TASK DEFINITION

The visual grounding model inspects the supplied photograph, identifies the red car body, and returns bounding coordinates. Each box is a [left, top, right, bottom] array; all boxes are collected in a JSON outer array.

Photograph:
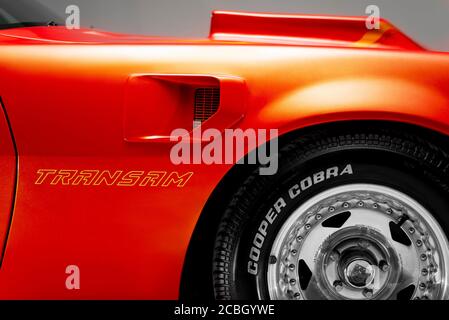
[[0, 10, 449, 299]]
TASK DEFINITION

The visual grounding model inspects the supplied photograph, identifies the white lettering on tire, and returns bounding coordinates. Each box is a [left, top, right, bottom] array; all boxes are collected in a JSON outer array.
[[247, 164, 353, 275]]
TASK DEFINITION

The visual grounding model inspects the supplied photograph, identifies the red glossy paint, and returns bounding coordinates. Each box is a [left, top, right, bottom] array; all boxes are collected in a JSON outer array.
[[210, 11, 424, 50], [0, 10, 449, 299]]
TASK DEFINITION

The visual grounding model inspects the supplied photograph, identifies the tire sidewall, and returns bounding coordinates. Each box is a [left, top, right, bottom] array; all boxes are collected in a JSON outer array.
[[234, 149, 449, 299]]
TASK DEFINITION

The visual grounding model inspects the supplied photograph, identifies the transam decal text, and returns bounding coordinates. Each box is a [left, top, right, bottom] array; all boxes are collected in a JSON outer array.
[[35, 169, 193, 188]]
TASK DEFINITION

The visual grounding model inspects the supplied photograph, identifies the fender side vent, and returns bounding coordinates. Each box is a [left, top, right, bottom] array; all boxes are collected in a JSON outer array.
[[194, 87, 220, 127]]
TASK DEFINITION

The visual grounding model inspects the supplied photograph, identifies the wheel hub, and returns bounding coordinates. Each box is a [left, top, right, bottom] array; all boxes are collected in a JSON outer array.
[[344, 259, 375, 288], [317, 227, 399, 299]]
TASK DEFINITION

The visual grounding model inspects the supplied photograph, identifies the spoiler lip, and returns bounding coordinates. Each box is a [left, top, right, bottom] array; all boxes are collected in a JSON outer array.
[[210, 10, 425, 51]]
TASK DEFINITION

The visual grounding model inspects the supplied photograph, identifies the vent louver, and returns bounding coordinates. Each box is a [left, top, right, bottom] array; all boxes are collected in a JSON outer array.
[[194, 87, 220, 127]]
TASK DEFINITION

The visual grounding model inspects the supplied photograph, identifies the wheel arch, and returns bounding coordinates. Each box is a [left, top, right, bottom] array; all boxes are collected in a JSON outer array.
[[179, 120, 449, 300]]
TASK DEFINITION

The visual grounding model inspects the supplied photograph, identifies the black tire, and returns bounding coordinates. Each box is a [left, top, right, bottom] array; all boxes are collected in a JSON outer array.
[[212, 124, 449, 300]]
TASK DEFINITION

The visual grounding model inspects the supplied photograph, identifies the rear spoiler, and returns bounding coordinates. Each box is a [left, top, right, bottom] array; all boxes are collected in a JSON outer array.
[[210, 11, 424, 50]]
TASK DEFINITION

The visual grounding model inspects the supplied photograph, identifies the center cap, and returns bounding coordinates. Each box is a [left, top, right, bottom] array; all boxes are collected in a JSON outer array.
[[344, 259, 376, 288]]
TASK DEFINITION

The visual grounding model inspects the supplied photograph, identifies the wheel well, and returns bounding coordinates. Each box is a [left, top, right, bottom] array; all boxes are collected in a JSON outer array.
[[179, 120, 449, 300]]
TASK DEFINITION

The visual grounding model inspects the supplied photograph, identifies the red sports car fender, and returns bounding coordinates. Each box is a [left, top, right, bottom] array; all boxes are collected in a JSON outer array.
[[0, 10, 449, 299]]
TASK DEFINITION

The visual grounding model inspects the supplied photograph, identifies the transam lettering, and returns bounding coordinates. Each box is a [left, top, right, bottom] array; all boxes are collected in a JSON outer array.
[[35, 169, 193, 188], [35, 169, 57, 184], [72, 170, 99, 186], [117, 171, 145, 187], [93, 170, 123, 186], [139, 171, 167, 187], [162, 172, 194, 188], [51, 170, 77, 185]]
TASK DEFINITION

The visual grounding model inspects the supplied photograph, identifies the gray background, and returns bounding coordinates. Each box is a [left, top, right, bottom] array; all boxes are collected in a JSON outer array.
[[37, 0, 449, 52]]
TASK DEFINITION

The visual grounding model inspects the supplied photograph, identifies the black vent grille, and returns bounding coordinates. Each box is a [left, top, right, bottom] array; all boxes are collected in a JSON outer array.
[[194, 87, 220, 124]]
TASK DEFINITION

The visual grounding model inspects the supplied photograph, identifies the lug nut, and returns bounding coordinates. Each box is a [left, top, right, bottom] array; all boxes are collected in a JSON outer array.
[[372, 203, 378, 209], [290, 279, 296, 285], [333, 280, 343, 292], [421, 268, 429, 276], [343, 202, 350, 208], [289, 264, 295, 271], [291, 249, 298, 256], [329, 206, 335, 212], [416, 240, 423, 247], [409, 227, 415, 234], [386, 209, 393, 214], [358, 201, 364, 207], [420, 254, 427, 261], [316, 214, 322, 220], [296, 236, 303, 242], [294, 292, 301, 298], [419, 282, 426, 291], [363, 289, 374, 298], [305, 224, 311, 230], [379, 260, 389, 272]]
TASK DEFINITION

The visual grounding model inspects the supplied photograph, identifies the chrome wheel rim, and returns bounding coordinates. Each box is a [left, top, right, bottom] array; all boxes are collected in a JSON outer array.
[[267, 184, 449, 300]]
